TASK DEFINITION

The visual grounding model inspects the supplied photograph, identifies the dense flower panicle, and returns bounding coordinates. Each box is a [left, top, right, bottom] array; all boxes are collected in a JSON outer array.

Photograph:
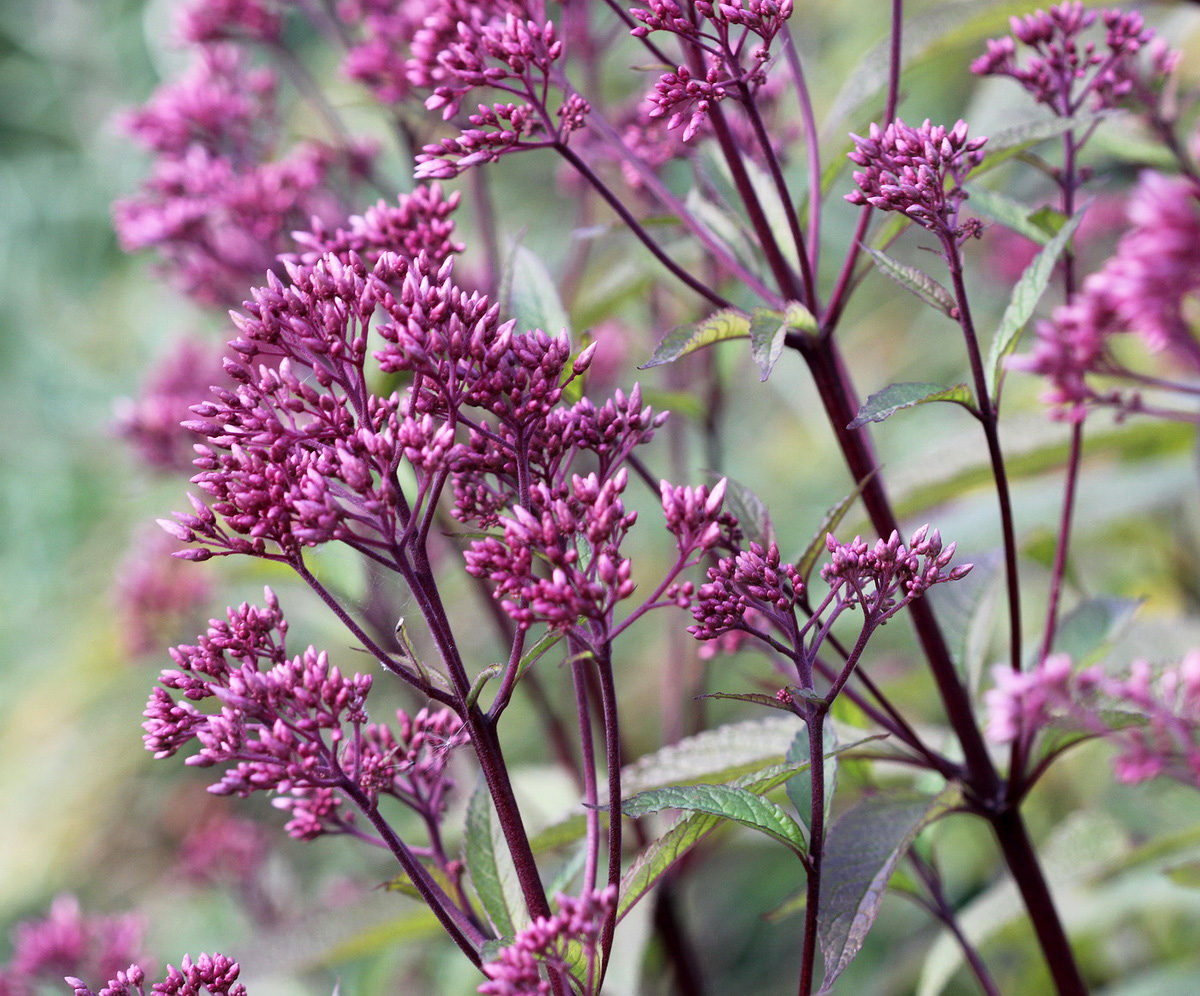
[[465, 472, 638, 632], [631, 0, 794, 43], [176, 0, 283, 44], [415, 102, 546, 179], [1012, 171, 1200, 417], [971, 3, 1171, 116], [478, 887, 616, 996], [846, 119, 986, 235], [143, 590, 466, 840], [68, 953, 246, 996], [689, 541, 802, 641], [986, 652, 1200, 787], [821, 526, 970, 615], [287, 185, 463, 269], [115, 45, 372, 305], [0, 896, 148, 996], [115, 338, 230, 474]]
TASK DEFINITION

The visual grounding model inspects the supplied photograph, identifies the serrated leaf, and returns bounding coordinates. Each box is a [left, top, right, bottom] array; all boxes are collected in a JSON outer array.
[[464, 780, 525, 938], [964, 186, 1054, 245], [640, 309, 750, 369], [862, 247, 957, 317], [1049, 596, 1143, 666], [987, 204, 1088, 396], [974, 110, 1117, 176], [617, 762, 815, 922], [501, 243, 571, 337], [795, 472, 878, 585], [749, 302, 817, 381], [705, 473, 773, 548], [848, 382, 973, 429], [818, 784, 962, 992]]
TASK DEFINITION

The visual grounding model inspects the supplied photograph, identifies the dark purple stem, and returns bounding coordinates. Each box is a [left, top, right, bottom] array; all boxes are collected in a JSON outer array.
[[797, 705, 826, 996]]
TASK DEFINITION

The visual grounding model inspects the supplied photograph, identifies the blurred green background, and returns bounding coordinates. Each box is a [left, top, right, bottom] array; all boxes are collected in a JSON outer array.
[[5, 0, 1200, 993]]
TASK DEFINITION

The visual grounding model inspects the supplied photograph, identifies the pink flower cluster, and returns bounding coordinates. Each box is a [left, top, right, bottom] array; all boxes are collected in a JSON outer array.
[[68, 953, 246, 996], [478, 886, 616, 996], [987, 651, 1200, 787], [1012, 171, 1200, 419], [846, 119, 986, 237], [114, 45, 371, 306], [0, 896, 148, 996], [971, 2, 1175, 117], [142, 589, 465, 840], [689, 540, 802, 642]]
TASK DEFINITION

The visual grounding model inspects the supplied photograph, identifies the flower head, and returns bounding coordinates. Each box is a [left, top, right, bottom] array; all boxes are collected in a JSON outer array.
[[846, 119, 986, 237]]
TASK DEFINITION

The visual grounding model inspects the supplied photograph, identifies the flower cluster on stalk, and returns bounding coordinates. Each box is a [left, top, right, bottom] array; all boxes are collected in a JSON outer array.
[[477, 887, 616, 996], [971, 2, 1176, 117], [1012, 170, 1200, 419], [68, 954, 246, 996], [142, 590, 467, 841], [987, 651, 1200, 788], [846, 118, 987, 240]]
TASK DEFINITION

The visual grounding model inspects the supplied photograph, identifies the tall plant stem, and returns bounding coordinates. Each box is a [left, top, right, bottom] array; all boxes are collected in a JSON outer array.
[[792, 337, 1086, 994], [798, 708, 827, 995], [943, 246, 1023, 673], [1037, 420, 1083, 668]]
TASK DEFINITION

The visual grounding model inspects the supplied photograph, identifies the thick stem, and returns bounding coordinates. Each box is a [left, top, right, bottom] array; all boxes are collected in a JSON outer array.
[[798, 708, 826, 995], [594, 647, 624, 984]]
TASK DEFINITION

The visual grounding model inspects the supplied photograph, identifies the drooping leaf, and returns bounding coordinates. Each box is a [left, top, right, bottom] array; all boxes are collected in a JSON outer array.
[[616, 762, 811, 921], [618, 783, 808, 855], [795, 471, 879, 585], [685, 185, 760, 277], [502, 243, 571, 337], [818, 784, 962, 992], [640, 309, 751, 368], [986, 204, 1088, 396], [1049, 596, 1143, 666], [964, 185, 1054, 245], [464, 780, 526, 938], [749, 302, 817, 381], [861, 247, 957, 318], [848, 382, 974, 429], [704, 473, 774, 548]]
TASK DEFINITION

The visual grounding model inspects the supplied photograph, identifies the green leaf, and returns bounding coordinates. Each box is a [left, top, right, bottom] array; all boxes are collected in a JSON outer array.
[[698, 691, 797, 713], [749, 302, 817, 381], [848, 382, 973, 429], [705, 474, 773, 548], [1049, 596, 1143, 666], [986, 204, 1088, 396], [640, 309, 750, 369], [1164, 861, 1200, 890], [785, 718, 838, 836], [818, 784, 962, 992], [862, 247, 956, 318], [501, 243, 571, 337], [619, 783, 808, 855], [795, 471, 878, 586], [616, 762, 816, 922], [464, 780, 525, 937], [964, 186, 1054, 245]]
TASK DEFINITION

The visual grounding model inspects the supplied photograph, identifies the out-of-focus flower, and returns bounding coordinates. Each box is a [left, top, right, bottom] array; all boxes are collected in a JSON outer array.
[[68, 953, 246, 996]]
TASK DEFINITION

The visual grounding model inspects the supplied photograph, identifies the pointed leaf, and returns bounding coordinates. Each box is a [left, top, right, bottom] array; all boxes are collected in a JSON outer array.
[[749, 302, 817, 381], [818, 784, 962, 992], [986, 204, 1088, 396], [464, 780, 525, 937], [698, 691, 797, 713], [795, 472, 879, 585], [616, 762, 811, 921], [862, 247, 956, 317], [640, 309, 750, 369], [964, 186, 1054, 245], [619, 783, 808, 855], [848, 382, 973, 429]]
